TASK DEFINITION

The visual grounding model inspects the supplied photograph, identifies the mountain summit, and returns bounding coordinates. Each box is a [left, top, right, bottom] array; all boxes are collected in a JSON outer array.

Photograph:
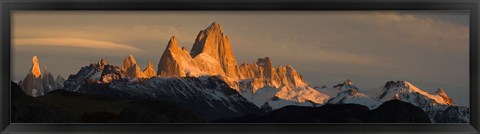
[[157, 36, 196, 77], [122, 54, 147, 78], [190, 22, 242, 79], [19, 56, 64, 97], [31, 56, 41, 78], [157, 23, 241, 78], [143, 61, 157, 77]]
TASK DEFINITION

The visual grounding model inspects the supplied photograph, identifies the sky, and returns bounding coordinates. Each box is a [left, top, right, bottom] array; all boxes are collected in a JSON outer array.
[[11, 11, 469, 106]]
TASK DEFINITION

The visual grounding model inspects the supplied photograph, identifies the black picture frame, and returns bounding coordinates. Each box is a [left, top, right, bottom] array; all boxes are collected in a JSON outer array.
[[0, 0, 479, 133]]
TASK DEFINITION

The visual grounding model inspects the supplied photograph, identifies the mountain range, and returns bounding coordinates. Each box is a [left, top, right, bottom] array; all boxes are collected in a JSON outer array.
[[16, 22, 469, 123]]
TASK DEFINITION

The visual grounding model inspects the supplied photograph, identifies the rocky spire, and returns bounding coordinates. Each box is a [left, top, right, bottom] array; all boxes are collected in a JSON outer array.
[[256, 57, 278, 81], [122, 54, 138, 71], [276, 65, 306, 88], [239, 61, 255, 79], [122, 54, 146, 78], [31, 56, 41, 78], [190, 22, 241, 79], [158, 36, 192, 77], [143, 61, 157, 78], [21, 55, 64, 97], [166, 36, 181, 50]]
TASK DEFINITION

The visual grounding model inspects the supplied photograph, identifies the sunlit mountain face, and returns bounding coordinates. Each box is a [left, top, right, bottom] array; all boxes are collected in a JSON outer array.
[[12, 22, 469, 123]]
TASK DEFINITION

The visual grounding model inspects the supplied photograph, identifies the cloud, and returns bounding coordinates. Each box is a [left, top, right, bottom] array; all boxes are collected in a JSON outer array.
[[14, 37, 146, 53]]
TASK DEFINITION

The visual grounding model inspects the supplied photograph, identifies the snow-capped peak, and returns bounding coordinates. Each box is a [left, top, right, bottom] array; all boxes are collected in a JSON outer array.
[[377, 80, 453, 106], [326, 88, 380, 109], [333, 79, 359, 91]]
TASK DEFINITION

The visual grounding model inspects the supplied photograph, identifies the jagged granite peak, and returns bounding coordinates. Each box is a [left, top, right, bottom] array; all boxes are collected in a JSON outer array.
[[64, 59, 126, 92], [158, 35, 228, 78], [98, 59, 109, 67], [143, 61, 157, 78], [21, 56, 44, 96], [255, 57, 279, 82], [190, 22, 241, 79], [31, 56, 41, 78], [167, 36, 181, 50], [121, 54, 146, 78], [122, 54, 138, 71], [436, 88, 454, 105], [126, 64, 146, 78], [276, 65, 306, 88], [256, 57, 273, 69], [239, 62, 256, 79], [236, 57, 327, 109], [158, 36, 193, 77], [20, 56, 63, 97]]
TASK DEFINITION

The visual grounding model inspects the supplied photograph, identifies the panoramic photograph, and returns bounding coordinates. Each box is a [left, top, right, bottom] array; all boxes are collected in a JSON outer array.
[[11, 11, 469, 123]]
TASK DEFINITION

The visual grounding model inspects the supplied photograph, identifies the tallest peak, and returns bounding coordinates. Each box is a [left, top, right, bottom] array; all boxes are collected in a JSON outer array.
[[167, 35, 180, 49], [189, 22, 240, 79], [205, 22, 223, 32], [210, 22, 221, 28]]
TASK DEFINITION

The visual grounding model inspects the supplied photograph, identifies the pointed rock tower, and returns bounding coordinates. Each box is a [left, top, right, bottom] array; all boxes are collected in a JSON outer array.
[[190, 22, 242, 79], [20, 56, 64, 97], [256, 57, 279, 82], [31, 56, 41, 78], [143, 61, 157, 78], [122, 54, 146, 78], [276, 65, 306, 88], [157, 36, 192, 77], [21, 56, 44, 96]]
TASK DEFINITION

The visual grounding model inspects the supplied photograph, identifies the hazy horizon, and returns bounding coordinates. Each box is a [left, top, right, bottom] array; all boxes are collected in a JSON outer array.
[[12, 11, 469, 106]]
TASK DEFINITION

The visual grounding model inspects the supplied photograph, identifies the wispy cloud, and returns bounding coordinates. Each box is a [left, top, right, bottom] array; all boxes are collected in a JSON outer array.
[[14, 37, 146, 53]]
